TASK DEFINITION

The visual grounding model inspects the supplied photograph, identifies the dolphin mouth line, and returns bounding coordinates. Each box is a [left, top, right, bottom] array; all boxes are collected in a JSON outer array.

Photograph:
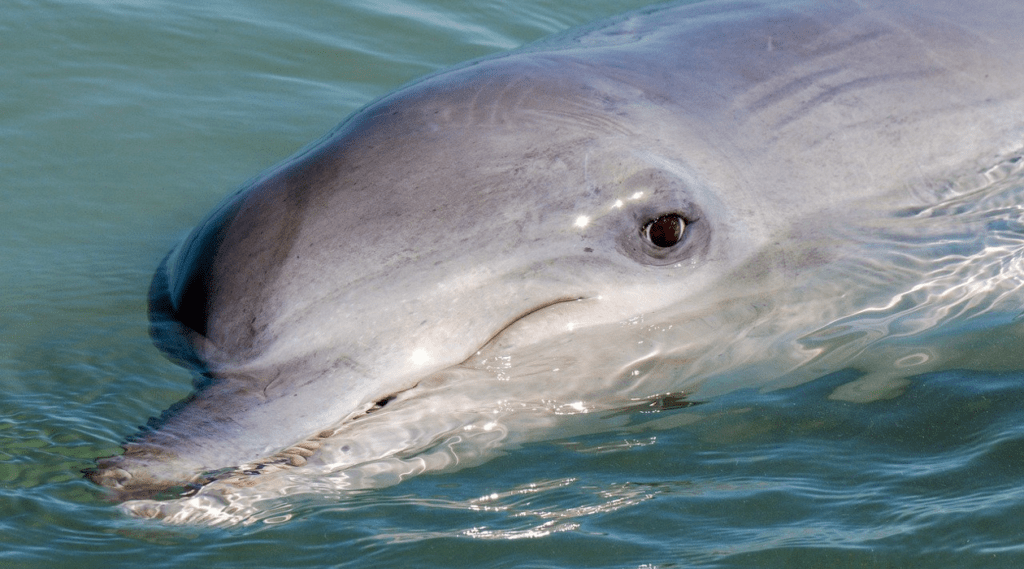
[[368, 296, 590, 414], [342, 297, 591, 423], [467, 296, 588, 360]]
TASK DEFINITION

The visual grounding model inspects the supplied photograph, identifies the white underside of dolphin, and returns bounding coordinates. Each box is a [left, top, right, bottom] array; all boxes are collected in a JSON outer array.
[[86, 0, 1024, 523]]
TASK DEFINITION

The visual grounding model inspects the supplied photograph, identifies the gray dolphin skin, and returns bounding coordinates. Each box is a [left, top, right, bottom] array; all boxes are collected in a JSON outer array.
[[88, 0, 1024, 501]]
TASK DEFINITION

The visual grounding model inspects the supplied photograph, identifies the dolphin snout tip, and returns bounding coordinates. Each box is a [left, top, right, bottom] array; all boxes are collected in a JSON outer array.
[[84, 456, 182, 501], [83, 460, 135, 498], [84, 455, 128, 482]]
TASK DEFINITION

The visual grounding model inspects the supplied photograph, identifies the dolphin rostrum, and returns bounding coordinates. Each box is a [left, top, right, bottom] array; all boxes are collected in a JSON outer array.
[[88, 0, 1024, 503]]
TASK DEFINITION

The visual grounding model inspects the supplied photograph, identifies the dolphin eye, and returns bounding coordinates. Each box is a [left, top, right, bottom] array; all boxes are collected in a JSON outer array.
[[642, 214, 686, 248]]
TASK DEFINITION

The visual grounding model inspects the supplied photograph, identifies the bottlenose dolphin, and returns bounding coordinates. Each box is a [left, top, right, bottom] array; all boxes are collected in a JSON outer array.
[[88, 0, 1024, 506]]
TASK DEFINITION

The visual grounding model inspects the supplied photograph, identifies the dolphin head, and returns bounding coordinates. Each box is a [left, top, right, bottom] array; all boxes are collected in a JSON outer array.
[[83, 53, 761, 497], [86, 50, 770, 498], [87, 0, 1024, 502]]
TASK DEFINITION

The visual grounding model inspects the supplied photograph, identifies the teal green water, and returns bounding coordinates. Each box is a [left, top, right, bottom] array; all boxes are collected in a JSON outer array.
[[3, 0, 1024, 567]]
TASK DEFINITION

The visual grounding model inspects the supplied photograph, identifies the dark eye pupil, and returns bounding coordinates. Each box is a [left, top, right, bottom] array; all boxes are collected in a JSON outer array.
[[645, 214, 685, 248]]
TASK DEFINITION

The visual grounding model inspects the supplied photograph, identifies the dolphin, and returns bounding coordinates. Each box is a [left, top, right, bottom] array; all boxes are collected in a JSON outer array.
[[88, 0, 1024, 503]]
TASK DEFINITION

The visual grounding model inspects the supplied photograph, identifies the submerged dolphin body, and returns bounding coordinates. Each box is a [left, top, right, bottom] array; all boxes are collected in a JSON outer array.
[[89, 0, 1024, 502]]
